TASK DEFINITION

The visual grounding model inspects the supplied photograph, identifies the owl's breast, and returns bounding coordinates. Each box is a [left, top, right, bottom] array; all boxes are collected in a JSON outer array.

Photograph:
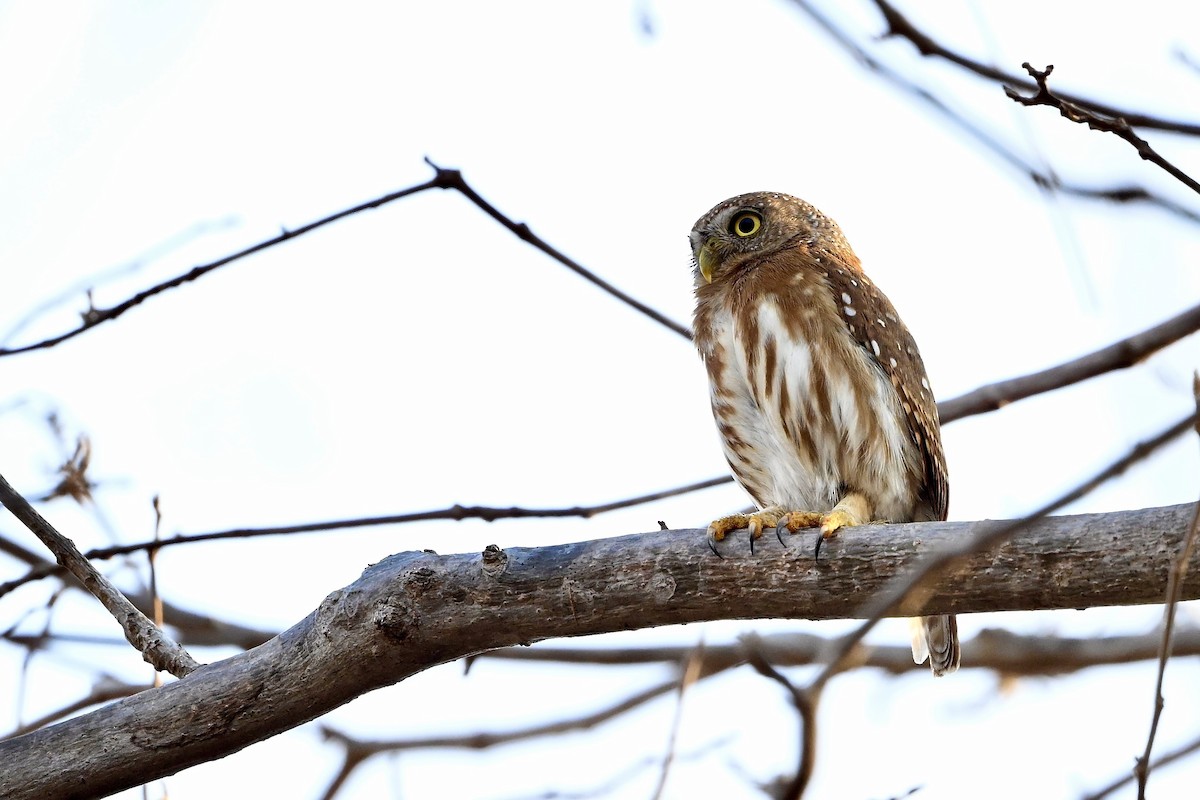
[[698, 295, 921, 519]]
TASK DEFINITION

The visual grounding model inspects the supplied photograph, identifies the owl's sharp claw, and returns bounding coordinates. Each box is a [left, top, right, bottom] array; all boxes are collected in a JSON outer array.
[[813, 533, 825, 562], [708, 536, 723, 559], [776, 519, 789, 546]]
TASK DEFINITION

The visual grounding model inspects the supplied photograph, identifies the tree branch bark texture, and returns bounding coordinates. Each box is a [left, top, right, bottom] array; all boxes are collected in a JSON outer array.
[[1, 503, 1195, 799]]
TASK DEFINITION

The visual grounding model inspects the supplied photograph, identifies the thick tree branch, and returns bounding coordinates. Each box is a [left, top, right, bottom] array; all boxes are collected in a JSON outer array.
[[0, 503, 1197, 799]]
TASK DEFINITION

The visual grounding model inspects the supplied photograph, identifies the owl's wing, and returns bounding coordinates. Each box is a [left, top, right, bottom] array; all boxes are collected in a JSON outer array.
[[820, 253, 949, 521]]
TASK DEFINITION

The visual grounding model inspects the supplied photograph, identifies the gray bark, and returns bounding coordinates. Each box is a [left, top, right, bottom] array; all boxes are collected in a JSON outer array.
[[1, 502, 1195, 799]]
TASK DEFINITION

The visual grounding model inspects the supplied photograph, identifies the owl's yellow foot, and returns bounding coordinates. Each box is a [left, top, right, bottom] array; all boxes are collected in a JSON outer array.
[[813, 493, 874, 560], [708, 507, 822, 554]]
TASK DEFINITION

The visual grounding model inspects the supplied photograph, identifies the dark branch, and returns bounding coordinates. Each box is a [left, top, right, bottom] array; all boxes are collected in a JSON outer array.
[[480, 627, 1200, 677], [0, 160, 689, 359], [872, 0, 1200, 135], [1135, 378, 1200, 797], [938, 301, 1200, 423], [1085, 729, 1200, 800], [0, 476, 730, 597], [424, 158, 692, 339], [1006, 64, 1200, 195], [0, 179, 441, 358], [788, 0, 1200, 225], [743, 638, 816, 800]]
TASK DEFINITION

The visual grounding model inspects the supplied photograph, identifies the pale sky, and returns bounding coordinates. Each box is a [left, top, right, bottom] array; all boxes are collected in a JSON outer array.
[[2, 2, 1200, 798]]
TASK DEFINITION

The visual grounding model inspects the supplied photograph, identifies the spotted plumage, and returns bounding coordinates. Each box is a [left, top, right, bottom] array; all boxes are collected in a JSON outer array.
[[690, 191, 958, 676]]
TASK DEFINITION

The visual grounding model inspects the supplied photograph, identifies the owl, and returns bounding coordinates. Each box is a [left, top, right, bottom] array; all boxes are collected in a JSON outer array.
[[690, 192, 958, 676]]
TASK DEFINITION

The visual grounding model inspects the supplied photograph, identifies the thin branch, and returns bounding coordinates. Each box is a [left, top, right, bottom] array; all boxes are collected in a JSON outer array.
[[0, 160, 689, 358], [871, 0, 1200, 135], [787, 0, 1200, 226], [938, 299, 1200, 423], [650, 643, 705, 800], [1084, 730, 1200, 800], [0, 179, 441, 358], [424, 158, 692, 339], [480, 627, 1200, 677], [495, 738, 735, 800], [743, 637, 817, 800], [0, 471, 198, 677], [0, 217, 238, 347], [1007, 63, 1200, 195], [321, 680, 680, 754], [318, 674, 719, 800], [809, 411, 1197, 692], [0, 476, 731, 598], [1134, 377, 1200, 797]]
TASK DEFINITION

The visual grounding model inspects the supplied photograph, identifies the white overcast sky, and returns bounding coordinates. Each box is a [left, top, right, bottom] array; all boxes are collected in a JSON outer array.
[[2, 2, 1200, 799]]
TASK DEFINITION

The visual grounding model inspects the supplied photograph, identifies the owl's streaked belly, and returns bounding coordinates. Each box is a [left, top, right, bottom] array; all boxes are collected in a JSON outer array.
[[703, 301, 918, 521]]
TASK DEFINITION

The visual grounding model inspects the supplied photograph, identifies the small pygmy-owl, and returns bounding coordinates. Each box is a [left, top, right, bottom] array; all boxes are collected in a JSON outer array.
[[690, 191, 958, 676]]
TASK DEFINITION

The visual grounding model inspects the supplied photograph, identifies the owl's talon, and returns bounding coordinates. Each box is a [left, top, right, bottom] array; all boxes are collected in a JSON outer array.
[[812, 507, 860, 561], [708, 536, 723, 559]]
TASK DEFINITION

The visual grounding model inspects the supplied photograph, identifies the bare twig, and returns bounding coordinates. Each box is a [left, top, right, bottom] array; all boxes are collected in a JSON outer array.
[[496, 738, 734, 800], [939, 301, 1200, 423], [787, 0, 1200, 226], [480, 627, 1200, 677], [147, 496, 166, 690], [871, 0, 1200, 135], [318, 677, 709, 800], [650, 643, 706, 800], [424, 158, 692, 339], [1006, 64, 1200, 195], [1133, 377, 1200, 798], [0, 217, 238, 347], [743, 637, 817, 800], [0, 476, 730, 597], [1085, 730, 1200, 800], [0, 160, 688, 358], [0, 179, 441, 357], [0, 471, 199, 677], [809, 411, 1197, 691]]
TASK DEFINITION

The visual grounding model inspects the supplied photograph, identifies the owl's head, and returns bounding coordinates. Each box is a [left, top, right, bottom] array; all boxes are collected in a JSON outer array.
[[689, 192, 852, 286]]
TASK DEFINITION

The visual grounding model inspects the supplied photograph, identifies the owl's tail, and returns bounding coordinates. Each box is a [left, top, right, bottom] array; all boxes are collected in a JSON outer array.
[[909, 614, 960, 676]]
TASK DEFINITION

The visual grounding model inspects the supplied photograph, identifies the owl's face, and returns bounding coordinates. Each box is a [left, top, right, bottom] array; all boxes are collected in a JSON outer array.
[[689, 192, 849, 286]]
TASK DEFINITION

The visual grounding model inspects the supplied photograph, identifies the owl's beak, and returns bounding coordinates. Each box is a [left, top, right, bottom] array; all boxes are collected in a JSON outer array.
[[698, 240, 719, 284]]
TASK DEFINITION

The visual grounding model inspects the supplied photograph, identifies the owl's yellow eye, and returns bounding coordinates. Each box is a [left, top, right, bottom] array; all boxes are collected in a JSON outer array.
[[730, 211, 762, 238]]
